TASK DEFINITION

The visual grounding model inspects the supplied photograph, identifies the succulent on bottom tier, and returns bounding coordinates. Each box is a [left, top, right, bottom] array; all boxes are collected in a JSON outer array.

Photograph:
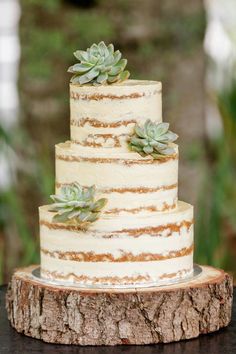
[[49, 183, 107, 227], [128, 119, 178, 159]]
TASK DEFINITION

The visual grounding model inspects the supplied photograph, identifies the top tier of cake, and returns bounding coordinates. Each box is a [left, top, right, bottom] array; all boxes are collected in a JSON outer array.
[[70, 80, 162, 153]]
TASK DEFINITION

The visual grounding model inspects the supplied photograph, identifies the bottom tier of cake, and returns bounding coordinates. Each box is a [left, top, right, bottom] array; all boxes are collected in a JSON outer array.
[[39, 201, 194, 286]]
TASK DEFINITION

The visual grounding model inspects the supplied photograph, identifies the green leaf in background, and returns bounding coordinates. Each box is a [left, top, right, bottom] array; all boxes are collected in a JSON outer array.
[[0, 125, 11, 146], [218, 80, 236, 163]]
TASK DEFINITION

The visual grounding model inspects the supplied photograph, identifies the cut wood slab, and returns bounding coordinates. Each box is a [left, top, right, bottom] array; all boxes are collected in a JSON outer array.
[[6, 265, 233, 346]]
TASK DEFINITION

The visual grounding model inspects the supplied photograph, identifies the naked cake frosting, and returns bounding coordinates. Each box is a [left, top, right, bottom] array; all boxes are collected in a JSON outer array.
[[39, 42, 194, 286]]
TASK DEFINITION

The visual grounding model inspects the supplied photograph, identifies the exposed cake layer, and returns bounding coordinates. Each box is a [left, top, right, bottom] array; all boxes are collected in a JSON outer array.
[[55, 142, 179, 214], [39, 201, 193, 285], [70, 80, 162, 151], [40, 257, 193, 285]]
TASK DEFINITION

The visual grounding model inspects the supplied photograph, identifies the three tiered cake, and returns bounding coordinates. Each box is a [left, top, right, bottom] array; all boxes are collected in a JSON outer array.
[[39, 42, 194, 286], [7, 42, 232, 346]]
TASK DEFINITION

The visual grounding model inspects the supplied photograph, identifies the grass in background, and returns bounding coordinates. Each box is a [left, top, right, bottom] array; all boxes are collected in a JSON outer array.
[[0, 123, 54, 284], [217, 80, 236, 272], [195, 80, 236, 273], [2, 189, 38, 265], [195, 142, 231, 268]]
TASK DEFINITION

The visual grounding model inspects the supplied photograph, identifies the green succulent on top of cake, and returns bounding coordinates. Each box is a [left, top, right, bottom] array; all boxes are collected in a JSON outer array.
[[128, 119, 178, 159], [49, 183, 107, 227], [68, 41, 130, 85]]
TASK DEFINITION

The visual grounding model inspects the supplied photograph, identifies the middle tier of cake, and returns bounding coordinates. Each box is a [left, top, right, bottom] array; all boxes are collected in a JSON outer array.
[[55, 142, 179, 215]]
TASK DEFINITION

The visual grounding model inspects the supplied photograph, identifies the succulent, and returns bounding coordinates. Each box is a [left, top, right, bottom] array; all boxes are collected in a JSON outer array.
[[49, 183, 107, 227], [128, 120, 178, 159], [68, 41, 130, 85]]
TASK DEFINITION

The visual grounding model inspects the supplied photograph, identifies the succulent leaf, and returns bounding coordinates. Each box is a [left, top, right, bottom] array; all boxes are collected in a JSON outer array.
[[128, 120, 178, 159], [68, 42, 130, 85], [68, 62, 94, 73], [75, 50, 89, 62], [143, 145, 154, 154], [49, 183, 107, 227], [97, 72, 108, 84], [154, 122, 169, 136], [92, 198, 108, 212], [118, 70, 130, 82], [107, 43, 114, 55]]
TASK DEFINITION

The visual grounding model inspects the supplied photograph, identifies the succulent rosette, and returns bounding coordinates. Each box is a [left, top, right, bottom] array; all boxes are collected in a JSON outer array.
[[49, 183, 107, 227], [128, 119, 178, 159], [68, 41, 130, 85]]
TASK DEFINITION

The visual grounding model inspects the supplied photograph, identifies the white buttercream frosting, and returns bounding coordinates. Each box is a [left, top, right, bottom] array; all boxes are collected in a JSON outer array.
[[41, 255, 193, 285], [38, 79, 194, 286], [55, 141, 179, 214], [39, 201, 193, 285], [70, 80, 162, 151], [39, 201, 193, 236]]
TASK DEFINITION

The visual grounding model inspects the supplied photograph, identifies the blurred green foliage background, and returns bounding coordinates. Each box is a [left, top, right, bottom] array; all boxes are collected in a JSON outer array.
[[0, 0, 235, 283]]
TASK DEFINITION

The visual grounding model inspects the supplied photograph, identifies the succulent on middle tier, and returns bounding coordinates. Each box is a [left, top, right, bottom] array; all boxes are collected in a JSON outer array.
[[49, 183, 107, 227], [128, 119, 178, 159]]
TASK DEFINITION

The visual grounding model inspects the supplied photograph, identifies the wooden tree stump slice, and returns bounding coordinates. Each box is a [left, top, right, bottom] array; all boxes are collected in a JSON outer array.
[[6, 265, 233, 346]]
